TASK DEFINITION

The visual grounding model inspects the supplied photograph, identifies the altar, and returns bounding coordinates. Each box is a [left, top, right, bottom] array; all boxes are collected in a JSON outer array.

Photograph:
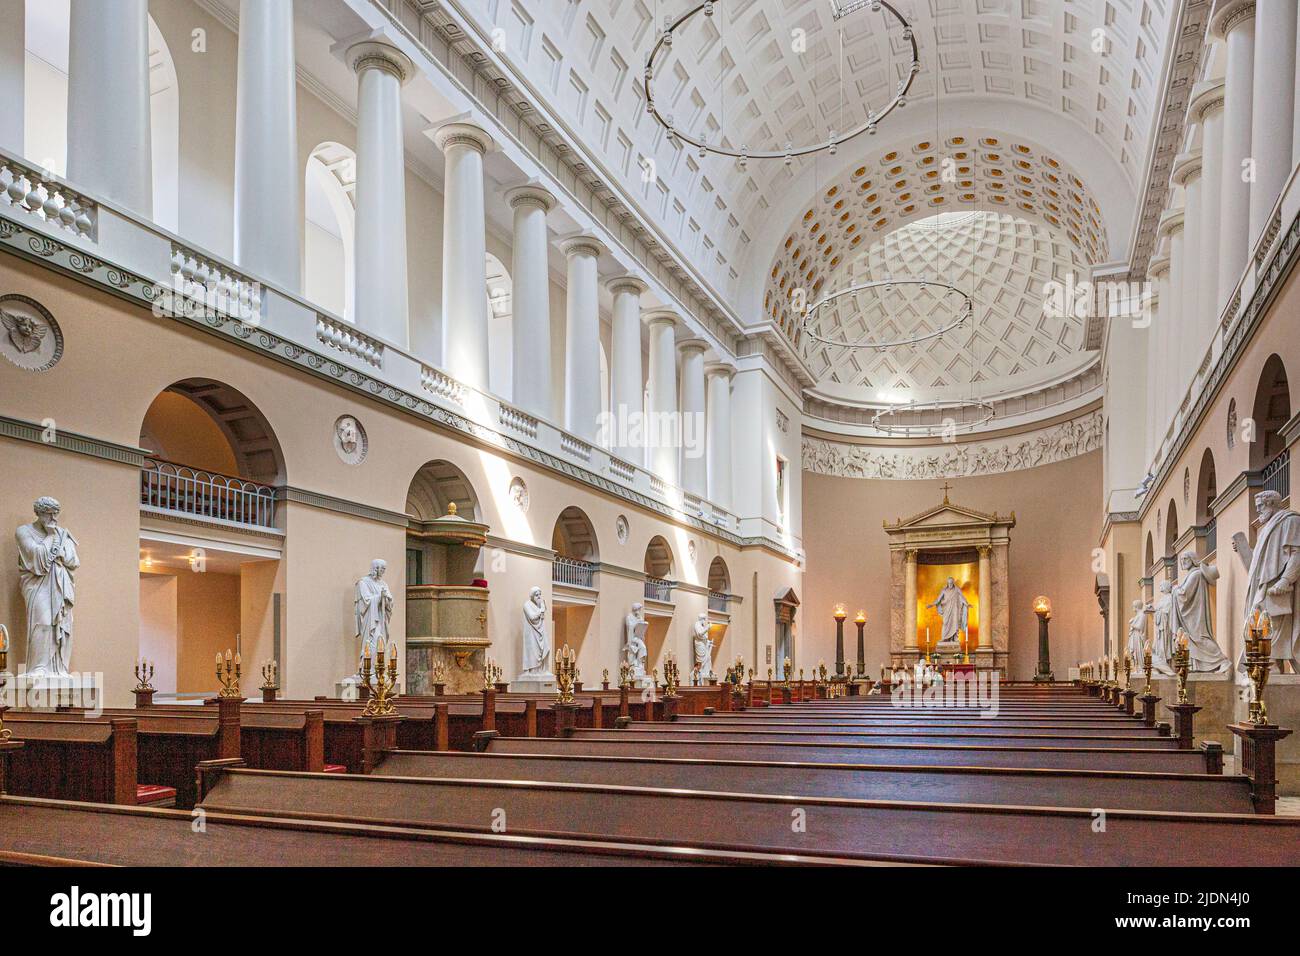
[[884, 486, 1015, 675]]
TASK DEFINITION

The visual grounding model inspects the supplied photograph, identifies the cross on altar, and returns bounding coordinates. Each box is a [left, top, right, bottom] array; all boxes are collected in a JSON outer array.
[[940, 482, 953, 503]]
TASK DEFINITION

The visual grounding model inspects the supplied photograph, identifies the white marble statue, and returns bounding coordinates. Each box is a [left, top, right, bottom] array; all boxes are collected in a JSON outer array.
[[1126, 599, 1147, 663], [692, 612, 713, 679], [1233, 490, 1300, 671], [623, 602, 648, 679], [1151, 580, 1175, 676], [16, 497, 79, 678], [926, 576, 969, 646], [354, 559, 393, 662], [521, 587, 551, 676], [1169, 552, 1230, 674]]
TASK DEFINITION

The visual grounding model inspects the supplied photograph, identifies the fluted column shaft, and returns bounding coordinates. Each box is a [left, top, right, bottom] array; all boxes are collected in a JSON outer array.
[[646, 314, 679, 485], [904, 551, 918, 650], [977, 546, 992, 648], [1172, 154, 1202, 391], [1214, 1, 1256, 300], [67, 0, 152, 215], [436, 123, 494, 389], [561, 237, 605, 442], [0, 0, 23, 156], [1143, 267, 1164, 463], [677, 341, 708, 497], [1251, 0, 1296, 238], [348, 41, 412, 348], [706, 366, 734, 509], [607, 277, 648, 462], [1158, 213, 1184, 430], [506, 186, 555, 416], [1191, 83, 1226, 340], [234, 0, 300, 291]]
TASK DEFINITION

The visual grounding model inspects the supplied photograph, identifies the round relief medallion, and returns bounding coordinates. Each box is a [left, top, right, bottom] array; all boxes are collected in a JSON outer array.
[[616, 515, 629, 544], [508, 476, 529, 512], [0, 295, 63, 372], [333, 415, 368, 465]]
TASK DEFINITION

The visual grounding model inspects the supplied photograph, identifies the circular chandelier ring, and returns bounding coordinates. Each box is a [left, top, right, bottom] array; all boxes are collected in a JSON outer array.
[[871, 399, 997, 437], [643, 0, 921, 162], [799, 278, 974, 351]]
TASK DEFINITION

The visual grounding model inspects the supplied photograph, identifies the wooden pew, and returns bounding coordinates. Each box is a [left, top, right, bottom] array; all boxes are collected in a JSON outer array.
[[571, 728, 1179, 748], [371, 748, 1254, 813], [2, 716, 138, 805], [482, 734, 1221, 774], [0, 794, 878, 867], [194, 764, 1300, 866]]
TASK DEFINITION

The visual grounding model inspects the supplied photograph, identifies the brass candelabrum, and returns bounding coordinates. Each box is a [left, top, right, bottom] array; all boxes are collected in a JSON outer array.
[[1245, 609, 1273, 725], [618, 661, 633, 690], [260, 659, 279, 691], [555, 644, 577, 704], [1142, 647, 1153, 696], [429, 661, 447, 685], [602, 668, 610, 688], [781, 657, 792, 688], [134, 658, 156, 692], [215, 649, 242, 699], [0, 625, 10, 741], [1173, 634, 1190, 705], [360, 640, 399, 717], [482, 658, 503, 691], [1123, 653, 1132, 690], [663, 653, 680, 696]]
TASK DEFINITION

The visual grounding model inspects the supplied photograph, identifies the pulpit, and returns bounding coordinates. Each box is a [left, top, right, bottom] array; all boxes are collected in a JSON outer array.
[[884, 489, 1015, 675]]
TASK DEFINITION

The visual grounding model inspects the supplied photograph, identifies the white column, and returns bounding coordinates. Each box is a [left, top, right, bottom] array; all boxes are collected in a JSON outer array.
[[435, 123, 495, 390], [1171, 152, 1202, 389], [347, 41, 413, 348], [904, 550, 918, 650], [677, 340, 708, 497], [1147, 257, 1169, 457], [234, 0, 300, 291], [1190, 82, 1226, 338], [0, 0, 24, 156], [505, 185, 556, 417], [1157, 212, 1184, 428], [977, 546, 992, 648], [607, 276, 648, 462], [1212, 0, 1256, 300], [67, 0, 152, 215], [705, 364, 734, 509], [1251, 0, 1296, 237], [561, 237, 605, 442], [646, 312, 679, 485]]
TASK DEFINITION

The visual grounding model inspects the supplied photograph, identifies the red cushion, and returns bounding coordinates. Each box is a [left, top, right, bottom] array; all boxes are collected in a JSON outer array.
[[323, 764, 346, 774], [136, 784, 177, 805], [472, 578, 488, 588]]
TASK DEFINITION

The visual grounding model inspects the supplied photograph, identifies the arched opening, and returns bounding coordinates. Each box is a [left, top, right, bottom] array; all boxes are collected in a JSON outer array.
[[1164, 500, 1179, 559], [1250, 355, 1291, 496], [486, 252, 513, 400], [550, 505, 599, 667], [707, 556, 731, 612], [552, 506, 599, 563], [639, 535, 676, 675], [1144, 532, 1155, 576], [1196, 448, 1218, 527], [22, 3, 179, 229], [304, 142, 356, 320], [137, 379, 285, 699], [644, 535, 674, 590]]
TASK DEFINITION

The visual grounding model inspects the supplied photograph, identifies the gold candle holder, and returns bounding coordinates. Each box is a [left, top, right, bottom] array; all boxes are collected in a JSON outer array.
[[664, 652, 680, 696], [482, 657, 503, 691], [1245, 609, 1273, 725], [360, 639, 399, 717], [0, 625, 10, 741], [781, 657, 791, 687], [618, 661, 633, 690], [260, 659, 279, 691], [215, 649, 242, 699], [1142, 647, 1153, 697], [430, 661, 447, 685], [1173, 633, 1190, 705], [134, 658, 156, 692], [1123, 652, 1132, 690], [555, 645, 577, 704]]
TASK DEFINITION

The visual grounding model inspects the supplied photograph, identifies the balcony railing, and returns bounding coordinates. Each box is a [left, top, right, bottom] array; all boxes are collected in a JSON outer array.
[[708, 590, 730, 612], [140, 458, 276, 529], [552, 556, 596, 589], [1205, 520, 1217, 556], [644, 576, 675, 602], [1263, 449, 1291, 502]]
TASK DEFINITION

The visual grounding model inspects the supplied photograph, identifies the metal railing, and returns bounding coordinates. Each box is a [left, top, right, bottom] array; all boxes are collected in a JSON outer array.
[[552, 556, 596, 588], [1263, 448, 1291, 502], [1205, 520, 1217, 556], [140, 458, 276, 529], [708, 590, 729, 612], [644, 576, 675, 602]]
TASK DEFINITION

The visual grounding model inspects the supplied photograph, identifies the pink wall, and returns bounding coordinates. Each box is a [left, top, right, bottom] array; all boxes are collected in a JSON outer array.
[[802, 450, 1103, 679]]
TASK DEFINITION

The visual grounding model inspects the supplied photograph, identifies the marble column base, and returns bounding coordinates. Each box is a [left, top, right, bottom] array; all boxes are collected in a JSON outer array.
[[510, 672, 557, 693]]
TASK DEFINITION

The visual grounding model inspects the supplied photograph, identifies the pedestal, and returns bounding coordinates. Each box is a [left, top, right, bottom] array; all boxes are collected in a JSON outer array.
[[133, 687, 155, 708], [510, 672, 556, 694], [1153, 674, 1235, 750], [554, 701, 579, 737], [1248, 675, 1300, 794], [13, 673, 102, 711], [1139, 693, 1160, 727], [261, 687, 279, 703], [1168, 703, 1201, 751], [662, 694, 680, 722], [1121, 689, 1137, 716], [1230, 722, 1294, 814]]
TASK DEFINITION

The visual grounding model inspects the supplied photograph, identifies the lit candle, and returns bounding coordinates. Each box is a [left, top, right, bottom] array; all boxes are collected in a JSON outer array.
[[215, 652, 222, 665]]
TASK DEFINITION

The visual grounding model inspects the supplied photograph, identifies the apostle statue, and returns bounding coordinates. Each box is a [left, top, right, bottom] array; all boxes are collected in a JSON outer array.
[[16, 497, 79, 678], [1168, 552, 1230, 673], [623, 602, 648, 679], [1125, 599, 1147, 662], [1233, 490, 1300, 672], [692, 612, 713, 679], [926, 576, 969, 646], [521, 587, 551, 676], [354, 559, 393, 663], [1151, 580, 1175, 676]]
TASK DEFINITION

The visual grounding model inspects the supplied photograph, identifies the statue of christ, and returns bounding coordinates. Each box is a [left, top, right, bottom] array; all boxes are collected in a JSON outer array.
[[926, 576, 970, 645]]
